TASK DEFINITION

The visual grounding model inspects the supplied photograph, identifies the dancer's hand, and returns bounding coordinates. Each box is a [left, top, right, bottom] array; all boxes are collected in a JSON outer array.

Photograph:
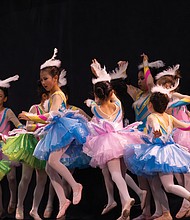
[[18, 111, 30, 121], [153, 130, 162, 138]]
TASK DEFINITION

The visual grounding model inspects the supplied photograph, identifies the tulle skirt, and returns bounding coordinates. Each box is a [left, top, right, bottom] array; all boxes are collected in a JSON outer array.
[[60, 141, 91, 169], [2, 133, 46, 170], [0, 160, 11, 181], [83, 120, 144, 168], [124, 136, 190, 176], [33, 110, 89, 161], [173, 128, 190, 151]]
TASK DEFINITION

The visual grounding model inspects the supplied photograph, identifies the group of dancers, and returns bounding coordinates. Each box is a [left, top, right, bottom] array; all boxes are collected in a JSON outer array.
[[1, 48, 190, 220]]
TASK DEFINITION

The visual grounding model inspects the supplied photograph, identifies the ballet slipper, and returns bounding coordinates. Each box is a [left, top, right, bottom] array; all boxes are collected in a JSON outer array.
[[175, 209, 189, 218], [101, 201, 117, 215], [185, 209, 190, 217], [8, 201, 16, 214], [29, 210, 42, 220], [72, 183, 83, 205], [140, 190, 147, 210], [15, 208, 24, 220], [43, 206, 53, 218], [133, 214, 151, 220], [56, 199, 71, 219], [119, 198, 135, 220], [154, 211, 173, 220]]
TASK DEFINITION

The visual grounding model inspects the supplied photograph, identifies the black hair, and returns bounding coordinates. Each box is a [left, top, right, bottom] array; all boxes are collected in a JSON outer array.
[[0, 87, 8, 98], [61, 85, 70, 103], [94, 81, 113, 100], [40, 66, 60, 77], [150, 92, 169, 113]]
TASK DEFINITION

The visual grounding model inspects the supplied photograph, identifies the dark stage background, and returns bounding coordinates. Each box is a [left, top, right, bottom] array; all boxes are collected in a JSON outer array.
[[0, 0, 190, 219]]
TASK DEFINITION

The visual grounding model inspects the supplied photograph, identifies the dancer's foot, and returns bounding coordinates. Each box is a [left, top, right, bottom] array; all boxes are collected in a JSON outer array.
[[154, 212, 173, 220], [56, 199, 71, 219], [185, 209, 190, 217], [175, 209, 189, 219], [15, 208, 24, 220], [139, 190, 147, 210], [119, 198, 135, 220], [43, 206, 53, 218], [101, 201, 117, 215], [29, 210, 42, 220], [73, 183, 83, 205], [8, 201, 16, 214], [133, 214, 151, 220]]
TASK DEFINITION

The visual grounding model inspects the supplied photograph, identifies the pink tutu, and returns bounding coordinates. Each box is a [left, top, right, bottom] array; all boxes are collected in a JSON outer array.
[[83, 120, 144, 168], [172, 107, 190, 150]]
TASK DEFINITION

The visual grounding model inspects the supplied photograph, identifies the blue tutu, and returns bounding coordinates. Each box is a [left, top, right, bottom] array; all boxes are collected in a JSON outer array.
[[33, 110, 90, 161], [60, 141, 91, 169], [124, 135, 190, 176]]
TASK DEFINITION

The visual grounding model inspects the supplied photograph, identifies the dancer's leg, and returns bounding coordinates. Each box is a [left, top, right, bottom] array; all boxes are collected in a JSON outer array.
[[101, 166, 117, 215], [43, 182, 55, 218], [46, 163, 71, 219], [159, 173, 190, 200], [16, 163, 33, 219], [7, 166, 17, 214], [30, 169, 47, 219], [48, 147, 82, 205], [107, 158, 135, 219]]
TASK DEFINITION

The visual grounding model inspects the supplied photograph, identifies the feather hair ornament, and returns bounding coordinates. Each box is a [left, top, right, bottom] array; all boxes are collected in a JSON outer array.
[[40, 48, 61, 70], [0, 75, 19, 88], [138, 60, 165, 70], [109, 61, 128, 80], [91, 59, 111, 84], [155, 64, 180, 80], [151, 78, 180, 98], [58, 69, 67, 87]]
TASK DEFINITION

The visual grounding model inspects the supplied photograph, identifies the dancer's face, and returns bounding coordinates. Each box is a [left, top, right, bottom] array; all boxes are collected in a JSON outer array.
[[138, 71, 147, 91]]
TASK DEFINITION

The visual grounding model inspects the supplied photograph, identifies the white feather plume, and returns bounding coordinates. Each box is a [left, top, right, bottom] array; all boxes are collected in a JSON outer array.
[[151, 79, 180, 98], [109, 61, 128, 80], [58, 69, 67, 87], [0, 75, 19, 88], [138, 60, 165, 70], [40, 48, 61, 70], [91, 60, 111, 84], [155, 64, 180, 80]]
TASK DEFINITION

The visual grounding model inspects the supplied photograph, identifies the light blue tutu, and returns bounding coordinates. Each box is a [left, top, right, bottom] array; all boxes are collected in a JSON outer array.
[[33, 110, 89, 161], [124, 135, 190, 176]]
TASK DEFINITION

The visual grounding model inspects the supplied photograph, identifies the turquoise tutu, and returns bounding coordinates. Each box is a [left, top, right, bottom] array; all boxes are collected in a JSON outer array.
[[33, 110, 89, 161], [124, 135, 190, 176]]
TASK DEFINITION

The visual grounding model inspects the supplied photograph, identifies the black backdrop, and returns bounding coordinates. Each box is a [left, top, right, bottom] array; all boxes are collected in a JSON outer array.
[[0, 1, 190, 219]]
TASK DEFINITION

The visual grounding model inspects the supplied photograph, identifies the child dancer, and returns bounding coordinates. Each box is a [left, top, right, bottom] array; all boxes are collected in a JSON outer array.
[[90, 59, 147, 216], [0, 133, 11, 217], [0, 75, 23, 216], [118, 55, 171, 220], [18, 48, 89, 219], [156, 65, 190, 219], [43, 83, 91, 219], [3, 81, 50, 220], [124, 84, 190, 220], [83, 60, 146, 220]]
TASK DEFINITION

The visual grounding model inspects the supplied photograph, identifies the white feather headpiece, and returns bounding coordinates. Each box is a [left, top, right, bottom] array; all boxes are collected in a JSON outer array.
[[138, 60, 165, 70], [109, 61, 128, 80], [155, 64, 180, 80], [151, 79, 180, 98], [40, 48, 61, 70], [91, 59, 111, 84], [58, 69, 67, 87], [0, 75, 19, 88]]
